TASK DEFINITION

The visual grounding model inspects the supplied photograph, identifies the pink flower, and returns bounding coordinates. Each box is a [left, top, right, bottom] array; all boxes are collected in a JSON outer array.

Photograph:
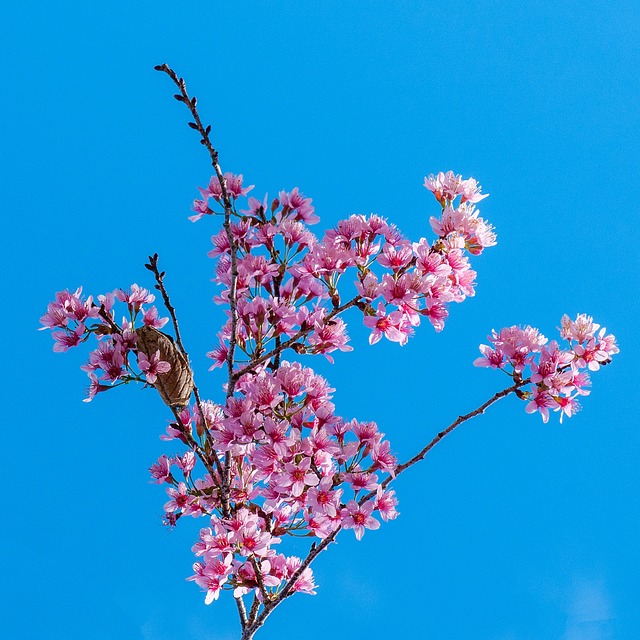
[[363, 303, 409, 346], [525, 388, 559, 423], [340, 500, 380, 540], [377, 242, 413, 271], [276, 457, 320, 498], [149, 455, 173, 484], [52, 323, 85, 352], [279, 187, 318, 224], [142, 306, 169, 329], [202, 172, 254, 201], [559, 313, 599, 343], [83, 372, 110, 402], [374, 487, 400, 522], [189, 198, 212, 222], [114, 284, 155, 313], [473, 344, 505, 369], [306, 477, 342, 517], [138, 349, 171, 384]]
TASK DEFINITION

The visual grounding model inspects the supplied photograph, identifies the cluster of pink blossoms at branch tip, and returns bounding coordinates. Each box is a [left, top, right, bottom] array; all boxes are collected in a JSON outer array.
[[39, 284, 171, 401], [474, 314, 619, 422]]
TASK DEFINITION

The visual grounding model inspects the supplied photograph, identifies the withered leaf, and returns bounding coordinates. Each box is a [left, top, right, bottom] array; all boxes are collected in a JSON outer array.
[[136, 325, 194, 409]]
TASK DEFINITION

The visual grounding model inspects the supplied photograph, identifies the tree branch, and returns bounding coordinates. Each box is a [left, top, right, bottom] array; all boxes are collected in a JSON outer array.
[[156, 62, 238, 517]]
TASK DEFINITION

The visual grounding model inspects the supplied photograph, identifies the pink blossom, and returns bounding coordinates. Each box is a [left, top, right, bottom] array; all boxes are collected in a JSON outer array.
[[52, 323, 85, 352], [525, 388, 559, 423], [363, 303, 410, 346], [559, 313, 599, 343], [275, 457, 320, 498], [340, 500, 380, 540], [176, 451, 196, 476], [189, 197, 211, 222], [138, 349, 171, 384], [202, 172, 254, 201], [306, 477, 342, 517], [377, 242, 413, 271], [279, 187, 318, 224], [142, 306, 169, 329], [149, 455, 173, 484], [473, 344, 505, 369], [114, 283, 155, 313], [83, 373, 110, 402], [374, 487, 400, 522]]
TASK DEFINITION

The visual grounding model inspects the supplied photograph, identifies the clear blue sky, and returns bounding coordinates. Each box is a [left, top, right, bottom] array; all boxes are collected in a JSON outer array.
[[3, 1, 639, 638]]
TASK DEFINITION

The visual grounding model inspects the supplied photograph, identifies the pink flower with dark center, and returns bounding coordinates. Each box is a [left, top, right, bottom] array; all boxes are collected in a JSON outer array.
[[52, 323, 85, 352], [340, 500, 380, 540], [374, 487, 400, 522], [164, 482, 191, 513], [525, 388, 559, 423], [138, 349, 171, 384], [341, 471, 379, 493], [377, 242, 413, 271], [149, 455, 173, 484], [474, 344, 505, 369], [555, 395, 581, 423], [306, 477, 342, 517], [276, 457, 320, 498], [363, 303, 409, 346]]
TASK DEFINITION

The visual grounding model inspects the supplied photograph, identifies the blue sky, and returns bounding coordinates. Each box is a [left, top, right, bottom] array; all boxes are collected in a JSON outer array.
[[3, 1, 639, 638]]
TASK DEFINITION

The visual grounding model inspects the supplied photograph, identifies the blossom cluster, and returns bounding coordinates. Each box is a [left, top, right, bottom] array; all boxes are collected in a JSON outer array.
[[474, 314, 619, 422], [201, 171, 495, 372], [39, 284, 171, 400], [150, 359, 399, 603]]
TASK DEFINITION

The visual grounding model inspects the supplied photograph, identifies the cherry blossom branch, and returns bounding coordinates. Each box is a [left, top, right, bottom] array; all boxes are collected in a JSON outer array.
[[376, 377, 530, 496], [242, 530, 341, 639], [411, 379, 525, 462], [242, 378, 529, 639]]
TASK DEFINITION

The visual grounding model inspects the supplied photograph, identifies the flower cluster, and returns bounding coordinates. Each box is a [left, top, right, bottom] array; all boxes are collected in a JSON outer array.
[[203, 171, 495, 371], [152, 360, 399, 603], [39, 284, 171, 401], [474, 314, 619, 422]]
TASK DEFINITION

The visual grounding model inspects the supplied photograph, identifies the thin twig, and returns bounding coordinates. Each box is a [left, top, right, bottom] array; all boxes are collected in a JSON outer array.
[[145, 253, 225, 480], [235, 595, 248, 631], [241, 529, 340, 640], [156, 62, 238, 519], [360, 377, 531, 505]]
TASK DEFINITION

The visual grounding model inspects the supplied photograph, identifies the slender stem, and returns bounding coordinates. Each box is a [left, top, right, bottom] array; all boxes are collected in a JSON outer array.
[[235, 595, 248, 631], [240, 530, 340, 640], [360, 377, 531, 504], [145, 253, 225, 480], [156, 62, 238, 519]]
